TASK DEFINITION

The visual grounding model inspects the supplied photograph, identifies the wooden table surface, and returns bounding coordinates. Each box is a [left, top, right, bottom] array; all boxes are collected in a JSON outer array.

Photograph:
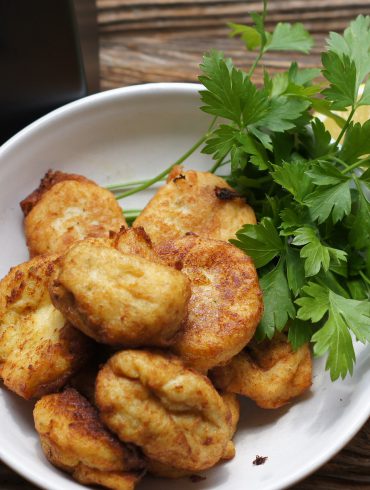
[[1, 0, 369, 489]]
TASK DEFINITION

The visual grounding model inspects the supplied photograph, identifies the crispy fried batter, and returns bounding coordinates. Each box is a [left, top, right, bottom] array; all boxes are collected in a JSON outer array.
[[220, 392, 240, 461], [148, 391, 240, 478], [22, 171, 125, 257], [20, 170, 94, 216], [113, 226, 162, 263], [34, 388, 144, 490], [134, 166, 256, 245], [0, 255, 91, 399], [95, 350, 231, 472], [49, 240, 191, 347], [156, 235, 263, 372], [74, 466, 140, 490], [222, 393, 240, 438], [211, 333, 312, 409]]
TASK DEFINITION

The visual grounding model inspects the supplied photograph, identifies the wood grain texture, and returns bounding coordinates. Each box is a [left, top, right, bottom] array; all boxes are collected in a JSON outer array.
[[1, 1, 370, 489], [97, 0, 370, 90]]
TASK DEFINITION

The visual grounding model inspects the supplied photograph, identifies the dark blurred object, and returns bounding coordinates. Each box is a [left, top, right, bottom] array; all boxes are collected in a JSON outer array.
[[0, 0, 99, 144]]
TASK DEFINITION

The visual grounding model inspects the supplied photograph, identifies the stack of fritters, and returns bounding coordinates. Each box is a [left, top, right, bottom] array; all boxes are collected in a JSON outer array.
[[0, 168, 312, 490]]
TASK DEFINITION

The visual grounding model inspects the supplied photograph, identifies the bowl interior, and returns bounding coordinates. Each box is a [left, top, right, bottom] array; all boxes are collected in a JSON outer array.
[[0, 83, 369, 490]]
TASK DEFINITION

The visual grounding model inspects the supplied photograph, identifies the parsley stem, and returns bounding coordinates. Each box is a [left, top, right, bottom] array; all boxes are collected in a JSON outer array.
[[247, 51, 264, 79], [334, 106, 356, 148], [115, 118, 217, 200], [108, 178, 165, 192], [208, 116, 218, 132], [247, 0, 268, 79], [209, 155, 227, 173], [341, 159, 369, 175], [123, 208, 142, 216], [328, 155, 350, 169], [359, 271, 370, 286], [256, 175, 272, 183]]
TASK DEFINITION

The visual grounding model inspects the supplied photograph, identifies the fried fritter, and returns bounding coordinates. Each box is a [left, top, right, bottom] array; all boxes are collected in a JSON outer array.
[[95, 350, 231, 472], [222, 393, 240, 438], [34, 388, 144, 490], [211, 333, 312, 409], [157, 235, 263, 372], [221, 392, 240, 461], [21, 170, 125, 257], [0, 255, 91, 399], [148, 391, 240, 478], [134, 166, 256, 245], [50, 240, 191, 347]]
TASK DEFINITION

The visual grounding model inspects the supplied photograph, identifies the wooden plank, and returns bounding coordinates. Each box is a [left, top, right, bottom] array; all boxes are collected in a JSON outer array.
[[97, 4, 369, 28], [99, 17, 364, 34], [99, 28, 326, 89], [97, 0, 370, 11]]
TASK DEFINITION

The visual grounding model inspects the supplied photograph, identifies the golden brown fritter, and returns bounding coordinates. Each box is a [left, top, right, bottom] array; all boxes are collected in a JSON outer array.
[[74, 467, 140, 490], [34, 388, 144, 490], [95, 350, 231, 472], [20, 170, 95, 216], [222, 393, 240, 438], [49, 240, 191, 347], [211, 333, 312, 409], [157, 235, 263, 372], [0, 255, 91, 399], [21, 170, 125, 257], [148, 391, 240, 478], [134, 166, 256, 245], [220, 392, 240, 461]]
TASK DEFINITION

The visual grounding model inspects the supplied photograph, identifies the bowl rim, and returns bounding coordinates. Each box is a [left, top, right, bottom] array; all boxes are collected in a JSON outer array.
[[0, 82, 369, 490], [0, 82, 202, 155]]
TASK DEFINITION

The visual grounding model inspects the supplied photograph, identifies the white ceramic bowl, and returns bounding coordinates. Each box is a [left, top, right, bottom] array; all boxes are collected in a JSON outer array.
[[0, 83, 369, 490]]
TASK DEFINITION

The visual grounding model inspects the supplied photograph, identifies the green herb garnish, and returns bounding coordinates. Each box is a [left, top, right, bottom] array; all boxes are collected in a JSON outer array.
[[111, 1, 370, 381]]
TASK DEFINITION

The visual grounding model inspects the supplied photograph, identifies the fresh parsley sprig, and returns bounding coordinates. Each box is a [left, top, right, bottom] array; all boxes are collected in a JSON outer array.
[[109, 2, 370, 381], [205, 7, 370, 380]]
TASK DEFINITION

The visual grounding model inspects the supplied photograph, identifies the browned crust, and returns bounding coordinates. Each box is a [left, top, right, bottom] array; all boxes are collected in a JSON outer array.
[[156, 235, 263, 372], [2, 320, 94, 400], [0, 254, 93, 399], [214, 186, 240, 200], [39, 323, 94, 397], [62, 388, 124, 445], [134, 166, 256, 245], [34, 387, 145, 490], [95, 349, 231, 472], [112, 226, 161, 263], [211, 334, 312, 409], [49, 240, 190, 347], [35, 387, 145, 471], [20, 170, 94, 217], [120, 226, 153, 248], [74, 465, 142, 490]]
